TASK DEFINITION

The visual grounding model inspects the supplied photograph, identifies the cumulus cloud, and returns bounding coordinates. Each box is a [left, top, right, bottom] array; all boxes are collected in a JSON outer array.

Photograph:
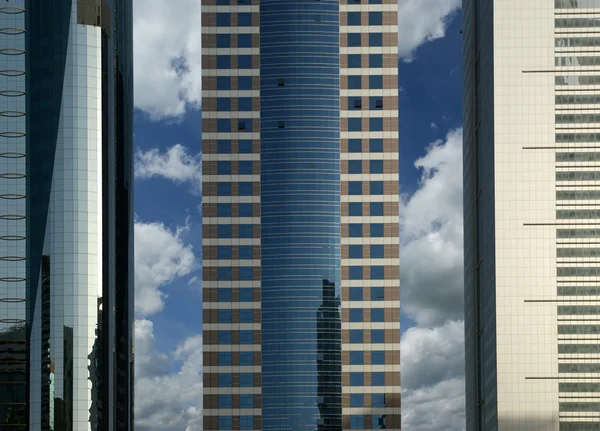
[[398, 0, 461, 61], [133, 0, 202, 120], [135, 319, 203, 431], [134, 144, 202, 194], [135, 220, 197, 317]]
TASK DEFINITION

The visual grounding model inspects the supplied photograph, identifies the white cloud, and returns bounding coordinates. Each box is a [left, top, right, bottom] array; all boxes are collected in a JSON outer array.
[[398, 0, 461, 61], [133, 0, 202, 120], [135, 220, 197, 317], [135, 319, 203, 431], [134, 144, 202, 194]]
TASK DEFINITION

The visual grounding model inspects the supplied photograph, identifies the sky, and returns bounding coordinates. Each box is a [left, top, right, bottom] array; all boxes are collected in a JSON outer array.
[[131, 0, 465, 430]]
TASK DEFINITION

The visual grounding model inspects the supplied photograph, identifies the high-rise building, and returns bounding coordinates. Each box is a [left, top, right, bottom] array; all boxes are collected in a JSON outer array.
[[201, 1, 400, 430], [0, 1, 134, 429], [463, 0, 600, 429]]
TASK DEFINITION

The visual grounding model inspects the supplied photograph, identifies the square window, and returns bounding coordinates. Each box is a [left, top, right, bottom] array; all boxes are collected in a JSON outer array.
[[238, 76, 253, 90], [371, 286, 385, 301], [218, 245, 232, 259], [216, 13, 231, 26], [240, 394, 254, 408], [349, 287, 363, 301], [240, 416, 254, 430], [218, 267, 232, 280], [372, 372, 385, 386], [219, 394, 233, 408], [372, 329, 385, 343], [370, 159, 383, 173], [219, 351, 233, 365], [240, 309, 254, 323], [349, 244, 363, 259], [240, 352, 254, 366], [238, 97, 253, 111], [217, 140, 231, 153], [349, 223, 363, 237], [218, 288, 232, 302], [217, 118, 231, 132], [350, 308, 363, 322], [217, 161, 232, 175], [350, 415, 364, 430], [347, 12, 361, 25], [240, 373, 254, 387], [239, 224, 253, 238], [239, 182, 253, 196], [217, 55, 231, 69], [238, 55, 253, 69], [371, 266, 385, 280], [348, 33, 361, 46], [349, 266, 363, 280], [238, 12, 252, 26], [372, 393, 386, 408], [240, 330, 254, 344], [238, 33, 252, 47], [349, 181, 362, 195], [348, 75, 362, 89], [369, 11, 382, 25], [348, 139, 362, 152], [218, 224, 232, 238], [238, 202, 253, 217], [238, 139, 253, 153], [349, 202, 362, 216], [373, 414, 386, 429], [371, 308, 384, 322], [369, 75, 383, 89], [218, 203, 232, 217], [350, 394, 364, 408], [218, 182, 232, 196], [239, 245, 253, 260], [238, 119, 252, 131], [350, 329, 363, 343], [278, 120, 285, 128], [217, 76, 231, 90], [370, 244, 385, 259], [349, 96, 362, 110], [370, 97, 384, 110], [217, 34, 231, 48], [369, 32, 383, 46], [370, 223, 384, 237], [348, 54, 362, 68], [370, 181, 384, 195], [218, 330, 232, 344], [348, 118, 362, 132], [370, 117, 383, 131], [217, 98, 231, 112], [238, 160, 253, 175], [350, 351, 364, 365], [369, 54, 383, 68], [218, 309, 232, 323], [239, 266, 254, 280], [371, 350, 385, 365], [350, 372, 364, 386], [240, 288, 254, 302], [370, 202, 384, 216], [219, 416, 233, 430], [348, 160, 362, 174]]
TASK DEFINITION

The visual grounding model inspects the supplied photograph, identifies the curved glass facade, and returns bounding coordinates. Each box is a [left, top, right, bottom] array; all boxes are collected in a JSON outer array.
[[260, 1, 341, 430]]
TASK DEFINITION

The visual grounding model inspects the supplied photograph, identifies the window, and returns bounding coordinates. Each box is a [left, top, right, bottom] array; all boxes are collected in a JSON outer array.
[[218, 182, 232, 196], [372, 372, 385, 386], [218, 267, 232, 280], [369, 32, 383, 46], [370, 117, 383, 131], [219, 395, 233, 408], [218, 246, 232, 259], [349, 181, 362, 195], [349, 96, 362, 110], [217, 76, 231, 90], [349, 224, 363, 237], [369, 11, 382, 25], [348, 75, 362, 89], [348, 54, 362, 68], [217, 140, 231, 153], [238, 139, 253, 153], [218, 309, 232, 323], [350, 351, 364, 365], [217, 118, 231, 132], [238, 12, 252, 26], [238, 202, 253, 216], [278, 121, 285, 128], [350, 394, 364, 408], [239, 182, 253, 196], [240, 394, 254, 408], [216, 13, 230, 26], [240, 288, 253, 302], [217, 161, 231, 175], [217, 55, 231, 69], [370, 97, 384, 110], [349, 202, 362, 216], [373, 415, 386, 429], [240, 352, 254, 366], [239, 266, 254, 280], [348, 160, 362, 174], [218, 288, 232, 302], [372, 393, 386, 408], [237, 33, 252, 48], [349, 245, 363, 259], [370, 202, 384, 216], [350, 372, 364, 386], [240, 416, 254, 430], [350, 308, 363, 322], [347, 12, 361, 25], [240, 373, 254, 387], [369, 75, 383, 89], [348, 139, 362, 152], [238, 160, 253, 175], [239, 245, 253, 260], [240, 330, 254, 344], [217, 34, 230, 48], [238, 119, 252, 131], [368, 54, 382, 69], [370, 0, 383, 3], [218, 373, 233, 387], [349, 266, 363, 280], [238, 76, 253, 90], [218, 224, 232, 238], [370, 223, 384, 237], [350, 329, 363, 343], [370, 245, 385, 259], [218, 352, 233, 366], [348, 118, 362, 132], [371, 350, 385, 365], [350, 415, 364, 430], [239, 224, 253, 238], [218, 330, 232, 344], [349, 287, 363, 301], [240, 309, 253, 323], [371, 286, 385, 301], [238, 97, 253, 111], [372, 329, 385, 343], [371, 308, 384, 322], [370, 181, 384, 195], [348, 33, 361, 46], [238, 55, 253, 69], [370, 159, 383, 173], [218, 203, 232, 217], [218, 416, 233, 430], [371, 266, 385, 280]]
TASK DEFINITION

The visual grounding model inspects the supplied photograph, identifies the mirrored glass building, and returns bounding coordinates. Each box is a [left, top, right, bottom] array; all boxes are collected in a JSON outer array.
[[201, 1, 401, 430], [0, 1, 134, 429]]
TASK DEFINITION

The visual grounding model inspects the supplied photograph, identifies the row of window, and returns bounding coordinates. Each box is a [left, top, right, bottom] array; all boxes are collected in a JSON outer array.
[[349, 414, 387, 430], [348, 329, 387, 343], [215, 181, 389, 197], [216, 55, 255, 69], [218, 373, 256, 387], [218, 351, 255, 365], [213, 54, 388, 70], [348, 308, 387, 322], [218, 394, 256, 408], [348, 244, 386, 258], [212, 286, 387, 303], [215, 119, 254, 132], [210, 138, 388, 153], [349, 286, 385, 301], [347, 96, 384, 110], [348, 202, 386, 216], [346, 53, 385, 68], [349, 372, 389, 386], [347, 181, 387, 195], [215, 267, 256, 280], [214, 118, 389, 132], [347, 223, 389, 237], [215, 225, 256, 238], [217, 182, 256, 196], [213, 201, 388, 218], [216, 203, 254, 217], [216, 160, 255, 175], [216, 76, 254, 91], [218, 330, 257, 344], [213, 74, 384, 90], [216, 245, 255, 259], [346, 32, 386, 47], [215, 244, 385, 259], [218, 288, 255, 302], [348, 264, 388, 278], [217, 416, 255, 431], [215, 307, 389, 323], [349, 159, 385, 173], [558, 286, 600, 296], [217, 309, 256, 323], [213, 11, 385, 27], [349, 350, 386, 365], [217, 97, 255, 112], [213, 0, 386, 4]]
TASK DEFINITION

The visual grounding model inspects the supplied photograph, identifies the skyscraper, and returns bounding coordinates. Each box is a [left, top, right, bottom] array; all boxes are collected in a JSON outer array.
[[463, 0, 600, 429], [0, 1, 134, 429], [202, 0, 400, 430]]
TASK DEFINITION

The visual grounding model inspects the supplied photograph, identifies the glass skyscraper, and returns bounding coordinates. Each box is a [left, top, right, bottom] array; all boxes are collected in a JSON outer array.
[[202, 1, 400, 430], [0, 1, 134, 429], [463, 0, 600, 429]]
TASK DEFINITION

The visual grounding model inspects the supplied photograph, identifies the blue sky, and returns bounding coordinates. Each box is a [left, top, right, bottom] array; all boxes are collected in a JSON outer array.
[[132, 1, 465, 430]]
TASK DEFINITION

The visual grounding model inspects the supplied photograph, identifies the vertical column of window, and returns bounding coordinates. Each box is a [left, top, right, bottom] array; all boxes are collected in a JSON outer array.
[[202, 1, 261, 431], [340, 0, 400, 430]]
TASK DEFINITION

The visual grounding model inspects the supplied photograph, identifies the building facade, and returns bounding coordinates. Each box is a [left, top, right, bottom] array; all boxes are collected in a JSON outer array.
[[0, 0, 134, 429], [463, 0, 600, 430], [201, 0, 400, 430]]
